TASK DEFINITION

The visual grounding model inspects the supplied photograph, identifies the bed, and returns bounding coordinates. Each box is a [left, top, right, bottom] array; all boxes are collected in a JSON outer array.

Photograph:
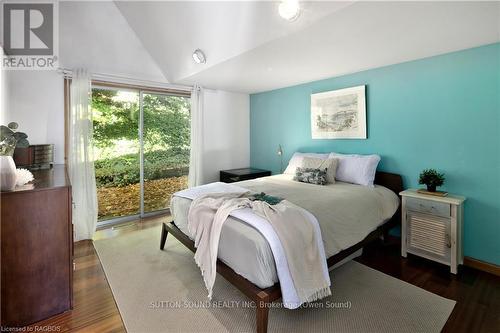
[[160, 171, 402, 333]]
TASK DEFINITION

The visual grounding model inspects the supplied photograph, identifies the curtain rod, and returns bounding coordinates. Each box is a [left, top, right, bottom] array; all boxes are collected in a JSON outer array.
[[58, 68, 195, 92]]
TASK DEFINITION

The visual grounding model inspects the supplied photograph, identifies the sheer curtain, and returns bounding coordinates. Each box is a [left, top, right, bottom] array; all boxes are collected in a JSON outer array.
[[188, 85, 204, 187], [68, 69, 98, 240]]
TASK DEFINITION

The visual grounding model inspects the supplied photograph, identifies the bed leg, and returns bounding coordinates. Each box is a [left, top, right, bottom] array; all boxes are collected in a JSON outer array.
[[256, 299, 270, 333], [160, 223, 169, 250]]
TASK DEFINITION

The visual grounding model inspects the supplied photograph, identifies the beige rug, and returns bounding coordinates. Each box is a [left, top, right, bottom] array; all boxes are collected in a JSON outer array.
[[94, 226, 455, 333]]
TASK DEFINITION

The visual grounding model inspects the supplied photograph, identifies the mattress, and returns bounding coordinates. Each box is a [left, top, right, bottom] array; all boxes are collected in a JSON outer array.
[[170, 174, 399, 288]]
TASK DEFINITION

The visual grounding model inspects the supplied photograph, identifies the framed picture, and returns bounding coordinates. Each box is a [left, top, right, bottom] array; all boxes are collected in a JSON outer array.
[[311, 85, 366, 139]]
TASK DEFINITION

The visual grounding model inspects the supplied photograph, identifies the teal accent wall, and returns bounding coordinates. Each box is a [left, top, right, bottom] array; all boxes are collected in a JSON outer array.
[[250, 43, 500, 265]]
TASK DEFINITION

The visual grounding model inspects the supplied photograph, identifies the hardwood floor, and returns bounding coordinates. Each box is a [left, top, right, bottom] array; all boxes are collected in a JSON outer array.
[[28, 218, 499, 333], [357, 239, 500, 333], [26, 216, 166, 333]]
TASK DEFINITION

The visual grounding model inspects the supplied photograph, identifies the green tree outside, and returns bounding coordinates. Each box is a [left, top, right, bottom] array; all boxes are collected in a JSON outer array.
[[91, 88, 190, 219]]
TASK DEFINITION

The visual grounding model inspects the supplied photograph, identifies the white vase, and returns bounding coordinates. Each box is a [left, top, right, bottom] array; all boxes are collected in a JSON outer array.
[[0, 156, 17, 191]]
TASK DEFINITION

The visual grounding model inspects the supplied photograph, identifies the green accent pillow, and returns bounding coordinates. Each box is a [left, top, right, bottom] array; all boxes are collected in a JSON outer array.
[[294, 167, 328, 185]]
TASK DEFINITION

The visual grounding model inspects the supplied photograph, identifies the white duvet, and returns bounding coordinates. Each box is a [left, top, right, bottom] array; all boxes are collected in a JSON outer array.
[[171, 174, 399, 291], [174, 182, 331, 309]]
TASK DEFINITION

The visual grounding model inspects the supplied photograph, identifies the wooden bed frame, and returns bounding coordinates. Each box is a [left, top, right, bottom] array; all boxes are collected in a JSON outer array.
[[160, 171, 403, 333]]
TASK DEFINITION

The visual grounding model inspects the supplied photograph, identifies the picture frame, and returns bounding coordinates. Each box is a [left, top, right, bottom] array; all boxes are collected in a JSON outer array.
[[311, 85, 366, 139]]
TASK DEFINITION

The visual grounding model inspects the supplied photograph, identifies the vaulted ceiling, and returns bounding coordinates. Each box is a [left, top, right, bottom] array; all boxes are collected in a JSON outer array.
[[64, 1, 500, 93], [59, 1, 167, 83]]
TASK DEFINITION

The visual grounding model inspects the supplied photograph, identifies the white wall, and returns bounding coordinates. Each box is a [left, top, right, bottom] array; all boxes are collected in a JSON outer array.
[[4, 71, 65, 164], [201, 90, 250, 183], [1, 48, 7, 126]]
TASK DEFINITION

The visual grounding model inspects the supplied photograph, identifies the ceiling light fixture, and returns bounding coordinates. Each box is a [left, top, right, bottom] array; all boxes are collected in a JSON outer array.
[[192, 49, 206, 64], [279, 0, 300, 22]]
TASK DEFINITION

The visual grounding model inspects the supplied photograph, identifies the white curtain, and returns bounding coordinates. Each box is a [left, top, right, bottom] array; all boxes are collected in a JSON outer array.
[[68, 69, 98, 240], [188, 85, 204, 187]]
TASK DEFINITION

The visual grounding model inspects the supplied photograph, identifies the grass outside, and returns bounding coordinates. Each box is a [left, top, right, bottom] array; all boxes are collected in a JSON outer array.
[[97, 175, 187, 220]]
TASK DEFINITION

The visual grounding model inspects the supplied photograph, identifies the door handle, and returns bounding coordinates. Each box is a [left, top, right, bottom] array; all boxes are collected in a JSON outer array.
[[445, 234, 451, 248]]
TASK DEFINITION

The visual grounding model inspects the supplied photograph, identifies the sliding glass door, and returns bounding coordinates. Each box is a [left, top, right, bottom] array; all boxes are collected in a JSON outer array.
[[91, 86, 190, 224], [142, 92, 190, 214], [92, 88, 141, 221]]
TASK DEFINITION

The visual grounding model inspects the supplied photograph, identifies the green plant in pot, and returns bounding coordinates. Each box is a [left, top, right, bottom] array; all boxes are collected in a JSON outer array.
[[0, 122, 29, 191], [0, 122, 29, 156], [419, 168, 445, 192]]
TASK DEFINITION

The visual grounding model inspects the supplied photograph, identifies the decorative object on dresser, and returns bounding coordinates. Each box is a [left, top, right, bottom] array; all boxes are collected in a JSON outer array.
[[220, 168, 271, 183], [0, 122, 30, 155], [15, 168, 34, 187], [0, 155, 17, 191], [418, 168, 446, 195], [311, 85, 367, 139], [1, 165, 73, 327], [13, 144, 55, 170], [400, 189, 465, 274], [0, 122, 30, 191]]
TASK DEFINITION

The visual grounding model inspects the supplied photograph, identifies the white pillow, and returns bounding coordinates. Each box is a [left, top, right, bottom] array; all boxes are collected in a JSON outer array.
[[298, 156, 339, 184], [329, 152, 381, 186], [283, 152, 330, 175]]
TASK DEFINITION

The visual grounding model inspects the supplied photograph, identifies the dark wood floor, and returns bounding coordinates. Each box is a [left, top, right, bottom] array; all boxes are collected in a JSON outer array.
[[357, 240, 500, 333], [29, 218, 499, 333], [26, 217, 165, 333]]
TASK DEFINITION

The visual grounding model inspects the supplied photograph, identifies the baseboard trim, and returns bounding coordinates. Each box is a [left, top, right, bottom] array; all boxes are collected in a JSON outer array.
[[464, 257, 500, 277]]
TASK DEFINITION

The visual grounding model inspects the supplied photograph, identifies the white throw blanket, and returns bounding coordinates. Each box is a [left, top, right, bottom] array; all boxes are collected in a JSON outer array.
[[174, 182, 331, 309]]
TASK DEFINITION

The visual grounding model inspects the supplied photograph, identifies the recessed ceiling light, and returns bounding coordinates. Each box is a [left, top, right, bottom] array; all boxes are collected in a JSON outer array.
[[192, 49, 206, 64], [279, 0, 300, 22]]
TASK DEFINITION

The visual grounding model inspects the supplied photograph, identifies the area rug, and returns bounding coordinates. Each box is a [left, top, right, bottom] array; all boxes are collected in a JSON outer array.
[[94, 226, 455, 333]]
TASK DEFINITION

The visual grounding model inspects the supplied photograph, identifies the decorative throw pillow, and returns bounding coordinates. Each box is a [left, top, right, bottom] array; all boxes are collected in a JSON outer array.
[[300, 157, 338, 184], [283, 152, 330, 175], [328, 152, 380, 186], [294, 167, 328, 185]]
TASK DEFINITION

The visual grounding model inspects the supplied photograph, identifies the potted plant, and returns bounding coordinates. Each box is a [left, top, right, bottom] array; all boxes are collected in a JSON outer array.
[[419, 168, 445, 192], [0, 122, 29, 191]]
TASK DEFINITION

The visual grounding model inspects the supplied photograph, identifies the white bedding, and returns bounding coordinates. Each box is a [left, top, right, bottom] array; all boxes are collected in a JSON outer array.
[[175, 182, 330, 309], [170, 174, 399, 288]]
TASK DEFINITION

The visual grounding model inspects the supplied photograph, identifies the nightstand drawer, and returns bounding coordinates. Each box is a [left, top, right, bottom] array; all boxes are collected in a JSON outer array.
[[406, 197, 450, 218]]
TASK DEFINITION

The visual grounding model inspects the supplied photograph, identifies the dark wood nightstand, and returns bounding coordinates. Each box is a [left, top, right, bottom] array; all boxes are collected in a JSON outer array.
[[220, 168, 271, 183]]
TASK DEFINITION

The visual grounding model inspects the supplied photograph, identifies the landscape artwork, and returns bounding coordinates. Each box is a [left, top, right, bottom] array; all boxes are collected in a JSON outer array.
[[311, 85, 367, 139]]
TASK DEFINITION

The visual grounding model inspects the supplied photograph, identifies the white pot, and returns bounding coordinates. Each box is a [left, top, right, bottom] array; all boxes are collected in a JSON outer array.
[[0, 156, 17, 191]]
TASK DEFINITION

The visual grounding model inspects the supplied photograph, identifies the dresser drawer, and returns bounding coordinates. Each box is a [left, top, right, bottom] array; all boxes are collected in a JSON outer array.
[[406, 197, 450, 218]]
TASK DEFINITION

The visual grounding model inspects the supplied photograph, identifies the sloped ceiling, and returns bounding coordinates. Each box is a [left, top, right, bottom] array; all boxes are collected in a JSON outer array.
[[59, 1, 167, 83], [175, 1, 500, 93], [115, 1, 352, 85], [114, 1, 498, 93]]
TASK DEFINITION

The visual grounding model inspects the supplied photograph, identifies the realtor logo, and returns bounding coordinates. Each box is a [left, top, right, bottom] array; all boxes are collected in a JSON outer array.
[[2, 2, 58, 69]]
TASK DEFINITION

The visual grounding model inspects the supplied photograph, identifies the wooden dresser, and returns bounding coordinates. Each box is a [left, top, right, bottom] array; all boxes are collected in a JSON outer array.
[[1, 165, 73, 327]]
